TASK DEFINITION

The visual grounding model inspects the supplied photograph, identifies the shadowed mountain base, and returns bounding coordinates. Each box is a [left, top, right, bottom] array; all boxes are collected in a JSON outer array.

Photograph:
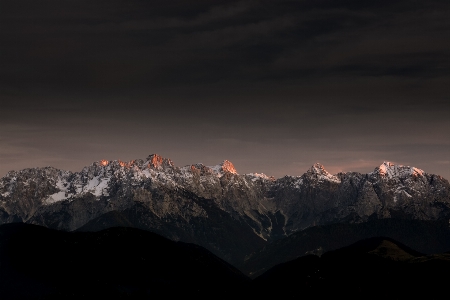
[[0, 223, 248, 300], [243, 218, 450, 277], [251, 237, 450, 298], [1, 223, 449, 299]]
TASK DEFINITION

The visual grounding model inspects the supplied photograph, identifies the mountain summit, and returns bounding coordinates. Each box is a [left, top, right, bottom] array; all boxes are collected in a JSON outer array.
[[308, 163, 328, 175], [208, 160, 238, 176], [375, 161, 425, 178], [306, 163, 341, 183], [146, 154, 175, 169]]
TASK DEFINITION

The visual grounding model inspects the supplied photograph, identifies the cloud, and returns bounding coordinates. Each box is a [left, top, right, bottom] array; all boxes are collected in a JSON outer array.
[[116, 0, 258, 31], [1, 0, 449, 91]]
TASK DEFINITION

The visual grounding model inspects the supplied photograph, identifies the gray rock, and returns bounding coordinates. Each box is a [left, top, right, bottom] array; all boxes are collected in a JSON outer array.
[[1, 156, 449, 266]]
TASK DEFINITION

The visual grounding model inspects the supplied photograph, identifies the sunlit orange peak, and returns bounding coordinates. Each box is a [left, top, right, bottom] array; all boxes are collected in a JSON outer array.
[[147, 154, 164, 168], [221, 160, 237, 174], [119, 160, 126, 167], [100, 160, 109, 166]]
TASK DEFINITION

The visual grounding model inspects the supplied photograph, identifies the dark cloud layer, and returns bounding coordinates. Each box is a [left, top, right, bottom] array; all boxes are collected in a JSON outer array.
[[0, 0, 449, 178]]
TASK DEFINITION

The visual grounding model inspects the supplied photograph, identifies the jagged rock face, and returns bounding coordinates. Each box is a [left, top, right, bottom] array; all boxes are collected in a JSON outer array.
[[268, 162, 450, 235], [368, 162, 450, 220], [1, 156, 449, 264]]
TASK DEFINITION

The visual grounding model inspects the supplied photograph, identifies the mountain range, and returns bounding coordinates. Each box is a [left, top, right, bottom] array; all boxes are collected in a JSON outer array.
[[1, 154, 449, 268]]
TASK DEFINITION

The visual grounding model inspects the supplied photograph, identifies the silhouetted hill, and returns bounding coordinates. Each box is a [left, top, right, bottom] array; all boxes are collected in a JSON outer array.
[[0, 223, 248, 299], [76, 210, 135, 230], [243, 218, 450, 277], [324, 236, 423, 259], [2, 223, 449, 299], [75, 201, 266, 268], [252, 236, 450, 298]]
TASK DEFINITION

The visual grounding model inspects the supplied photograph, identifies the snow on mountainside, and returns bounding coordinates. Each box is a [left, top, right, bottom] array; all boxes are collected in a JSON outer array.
[[0, 156, 447, 207], [374, 161, 425, 179], [367, 161, 447, 204], [0, 154, 449, 265], [306, 163, 341, 183], [0, 155, 448, 214], [208, 160, 238, 176]]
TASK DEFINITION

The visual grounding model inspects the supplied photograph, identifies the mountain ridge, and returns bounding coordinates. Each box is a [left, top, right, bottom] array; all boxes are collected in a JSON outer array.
[[1, 154, 449, 267], [251, 235, 450, 298], [242, 218, 450, 277]]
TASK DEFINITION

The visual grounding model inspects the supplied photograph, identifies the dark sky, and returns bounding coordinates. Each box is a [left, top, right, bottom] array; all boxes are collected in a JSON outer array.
[[1, 0, 449, 179]]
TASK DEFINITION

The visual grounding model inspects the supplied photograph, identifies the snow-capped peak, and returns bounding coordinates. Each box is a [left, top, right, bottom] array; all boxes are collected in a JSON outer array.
[[377, 161, 424, 179], [306, 163, 341, 183], [246, 172, 270, 180], [309, 163, 328, 175]]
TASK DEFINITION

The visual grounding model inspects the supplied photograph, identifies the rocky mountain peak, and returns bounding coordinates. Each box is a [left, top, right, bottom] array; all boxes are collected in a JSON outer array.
[[378, 161, 394, 174], [221, 160, 237, 174], [308, 163, 329, 175], [207, 160, 238, 177], [93, 159, 134, 169], [376, 161, 425, 179], [146, 154, 174, 169], [305, 163, 341, 183]]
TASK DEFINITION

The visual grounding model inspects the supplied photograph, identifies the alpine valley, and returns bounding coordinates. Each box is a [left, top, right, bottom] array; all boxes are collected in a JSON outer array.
[[1, 154, 449, 269]]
